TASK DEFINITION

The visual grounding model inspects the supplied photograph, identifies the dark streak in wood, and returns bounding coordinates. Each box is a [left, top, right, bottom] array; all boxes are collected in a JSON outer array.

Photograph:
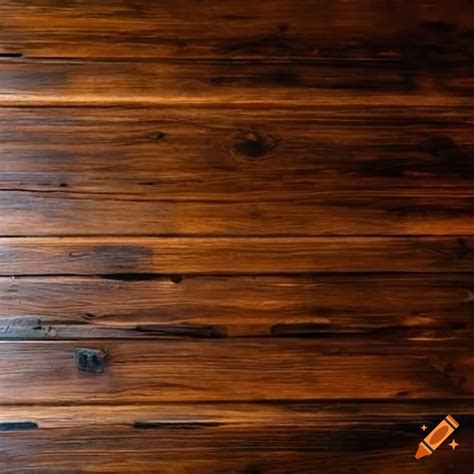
[[0, 422, 38, 432], [136, 325, 227, 339], [133, 421, 222, 430], [0, 53, 23, 59], [100, 273, 162, 282]]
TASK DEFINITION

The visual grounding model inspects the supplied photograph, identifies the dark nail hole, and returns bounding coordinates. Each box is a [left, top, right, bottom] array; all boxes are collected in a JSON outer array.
[[169, 275, 183, 284], [59, 182, 68, 188]]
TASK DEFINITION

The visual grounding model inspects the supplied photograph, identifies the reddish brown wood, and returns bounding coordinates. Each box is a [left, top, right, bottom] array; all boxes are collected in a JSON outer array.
[[0, 339, 471, 403], [0, 60, 471, 106], [0, 236, 473, 275], [0, 1, 472, 471], [0, 403, 473, 473], [0, 107, 472, 196], [0, 0, 472, 62], [0, 274, 473, 338]]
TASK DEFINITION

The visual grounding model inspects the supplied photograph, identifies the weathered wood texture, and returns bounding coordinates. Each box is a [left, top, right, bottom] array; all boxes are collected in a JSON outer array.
[[0, 61, 472, 106], [0, 106, 472, 235], [0, 274, 473, 338], [0, 403, 473, 473], [0, 0, 472, 61], [0, 237, 473, 274], [0, 107, 471, 195], [0, 0, 472, 471], [0, 339, 471, 402], [2, 189, 474, 235]]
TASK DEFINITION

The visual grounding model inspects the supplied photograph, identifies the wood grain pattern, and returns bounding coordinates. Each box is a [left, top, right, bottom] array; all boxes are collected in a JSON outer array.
[[0, 60, 472, 106], [0, 106, 472, 235], [0, 1, 472, 471], [0, 0, 472, 61], [0, 236, 473, 275], [0, 274, 473, 338], [0, 339, 471, 403], [1, 403, 473, 473], [0, 107, 472, 196], [2, 190, 474, 235]]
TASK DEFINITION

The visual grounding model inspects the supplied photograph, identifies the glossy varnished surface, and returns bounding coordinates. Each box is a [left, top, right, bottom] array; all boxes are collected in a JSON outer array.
[[0, 0, 472, 472]]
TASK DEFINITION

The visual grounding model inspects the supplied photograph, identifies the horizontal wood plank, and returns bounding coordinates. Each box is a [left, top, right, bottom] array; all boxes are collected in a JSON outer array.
[[0, 107, 472, 197], [0, 107, 472, 236], [0, 236, 473, 275], [0, 60, 472, 106], [0, 339, 472, 402], [0, 403, 473, 473], [0, 274, 473, 338], [0, 0, 472, 62], [1, 190, 474, 236]]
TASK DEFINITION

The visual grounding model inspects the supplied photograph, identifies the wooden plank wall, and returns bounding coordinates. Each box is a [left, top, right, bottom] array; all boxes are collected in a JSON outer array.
[[0, 1, 473, 472]]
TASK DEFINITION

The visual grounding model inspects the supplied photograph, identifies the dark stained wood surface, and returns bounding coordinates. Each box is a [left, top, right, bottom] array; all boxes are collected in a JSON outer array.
[[0, 274, 473, 338], [0, 339, 472, 402], [1, 403, 473, 473], [0, 0, 472, 61], [0, 236, 473, 274], [0, 107, 471, 196], [0, 107, 472, 236], [3, 189, 474, 235], [0, 61, 472, 106], [0, 0, 472, 471]]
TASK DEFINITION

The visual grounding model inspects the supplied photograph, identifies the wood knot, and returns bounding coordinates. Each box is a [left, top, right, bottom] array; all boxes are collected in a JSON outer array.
[[230, 128, 278, 160], [74, 347, 107, 373], [149, 131, 166, 141]]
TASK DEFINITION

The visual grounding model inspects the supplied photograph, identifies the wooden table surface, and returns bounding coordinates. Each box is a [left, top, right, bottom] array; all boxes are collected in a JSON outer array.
[[0, 1, 473, 472]]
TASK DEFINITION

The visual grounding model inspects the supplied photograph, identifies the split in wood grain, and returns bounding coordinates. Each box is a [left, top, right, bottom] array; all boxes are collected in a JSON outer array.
[[0, 403, 474, 472], [0, 274, 473, 338]]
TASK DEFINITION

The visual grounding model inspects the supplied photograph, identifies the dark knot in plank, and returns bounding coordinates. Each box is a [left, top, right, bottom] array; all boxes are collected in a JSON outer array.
[[74, 347, 107, 373], [231, 128, 279, 160], [149, 131, 166, 141]]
